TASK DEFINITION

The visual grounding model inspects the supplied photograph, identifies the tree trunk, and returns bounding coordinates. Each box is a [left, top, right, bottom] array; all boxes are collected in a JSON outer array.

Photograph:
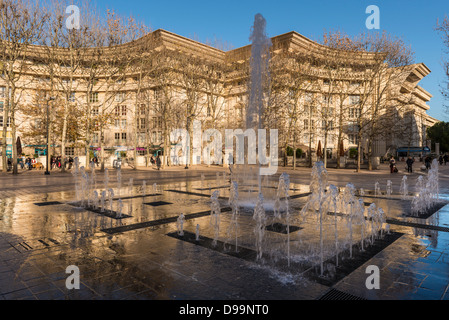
[[2, 84, 10, 173], [323, 131, 328, 168], [292, 139, 296, 170], [368, 138, 373, 171]]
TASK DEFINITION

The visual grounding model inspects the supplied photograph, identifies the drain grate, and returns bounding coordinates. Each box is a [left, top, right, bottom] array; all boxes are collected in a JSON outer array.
[[318, 288, 367, 300], [115, 194, 162, 200], [68, 203, 132, 220], [167, 230, 259, 262], [401, 202, 448, 219], [102, 207, 232, 234], [144, 201, 173, 207], [13, 238, 62, 253], [166, 189, 229, 200], [34, 201, 62, 207], [305, 231, 404, 287], [265, 223, 302, 234], [386, 218, 449, 232]]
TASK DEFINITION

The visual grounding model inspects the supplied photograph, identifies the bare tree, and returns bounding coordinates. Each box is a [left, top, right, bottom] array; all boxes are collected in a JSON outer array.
[[0, 0, 48, 173]]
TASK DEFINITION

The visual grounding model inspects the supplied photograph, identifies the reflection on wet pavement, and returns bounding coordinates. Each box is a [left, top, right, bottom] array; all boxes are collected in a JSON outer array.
[[1, 168, 449, 300]]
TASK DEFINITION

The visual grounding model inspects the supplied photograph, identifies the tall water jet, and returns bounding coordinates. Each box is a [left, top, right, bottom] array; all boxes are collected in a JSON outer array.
[[274, 173, 291, 266], [101, 191, 106, 213], [117, 167, 122, 197], [226, 181, 240, 252], [232, 13, 273, 203], [301, 162, 329, 275], [326, 184, 340, 266], [253, 193, 267, 261], [210, 190, 221, 247], [108, 188, 114, 214], [117, 199, 123, 219]]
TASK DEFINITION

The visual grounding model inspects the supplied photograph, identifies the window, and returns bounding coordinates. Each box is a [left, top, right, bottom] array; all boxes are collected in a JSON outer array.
[[121, 119, 127, 127], [350, 81, 361, 88], [140, 104, 146, 115], [305, 92, 313, 103], [89, 92, 98, 103], [0, 87, 5, 98], [69, 92, 76, 102], [350, 95, 360, 105], [115, 93, 125, 102], [323, 95, 333, 104], [348, 134, 358, 145], [115, 106, 120, 116], [114, 119, 120, 128], [0, 115, 10, 128], [349, 108, 361, 119], [121, 105, 127, 116], [92, 133, 99, 144], [140, 118, 146, 129], [121, 132, 127, 141], [115, 133, 120, 142], [138, 133, 146, 144], [65, 147, 75, 156], [91, 106, 99, 116]]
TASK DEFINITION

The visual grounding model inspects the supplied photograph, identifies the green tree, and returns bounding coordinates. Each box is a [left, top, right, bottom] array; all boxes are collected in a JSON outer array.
[[427, 122, 449, 153]]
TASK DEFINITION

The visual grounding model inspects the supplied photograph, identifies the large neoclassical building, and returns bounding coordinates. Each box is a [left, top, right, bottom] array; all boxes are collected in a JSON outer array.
[[0, 29, 439, 167]]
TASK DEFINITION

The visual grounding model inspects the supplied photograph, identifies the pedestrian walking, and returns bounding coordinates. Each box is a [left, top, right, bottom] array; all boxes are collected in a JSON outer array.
[[156, 155, 161, 170], [425, 156, 431, 170], [406, 156, 414, 173]]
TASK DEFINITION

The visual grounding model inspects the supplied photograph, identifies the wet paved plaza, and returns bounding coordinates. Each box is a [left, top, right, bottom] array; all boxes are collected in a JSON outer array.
[[1, 163, 449, 302]]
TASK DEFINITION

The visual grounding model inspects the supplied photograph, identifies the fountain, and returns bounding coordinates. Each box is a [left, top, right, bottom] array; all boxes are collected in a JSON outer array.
[[225, 181, 240, 251], [128, 178, 134, 195], [177, 213, 186, 236], [374, 181, 380, 197], [253, 193, 267, 261], [100, 190, 106, 213], [411, 160, 440, 216], [386, 180, 392, 198], [196, 224, 200, 241], [153, 183, 158, 195], [210, 190, 221, 247], [104, 168, 109, 191], [117, 167, 122, 197], [108, 188, 114, 214], [400, 175, 408, 200], [230, 13, 276, 209], [142, 181, 147, 198], [117, 199, 123, 219]]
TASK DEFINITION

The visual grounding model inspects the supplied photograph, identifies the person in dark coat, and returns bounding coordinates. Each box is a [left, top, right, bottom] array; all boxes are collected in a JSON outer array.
[[406, 157, 414, 173], [156, 155, 161, 170], [425, 156, 431, 170]]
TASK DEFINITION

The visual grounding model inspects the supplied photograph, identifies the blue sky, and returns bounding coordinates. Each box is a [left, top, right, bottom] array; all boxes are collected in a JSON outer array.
[[92, 0, 449, 121]]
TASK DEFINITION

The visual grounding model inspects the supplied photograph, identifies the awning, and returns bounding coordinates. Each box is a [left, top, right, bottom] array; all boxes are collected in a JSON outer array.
[[397, 147, 430, 153]]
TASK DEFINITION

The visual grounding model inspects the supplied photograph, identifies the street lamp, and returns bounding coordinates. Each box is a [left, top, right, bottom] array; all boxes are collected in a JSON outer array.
[[45, 96, 55, 175]]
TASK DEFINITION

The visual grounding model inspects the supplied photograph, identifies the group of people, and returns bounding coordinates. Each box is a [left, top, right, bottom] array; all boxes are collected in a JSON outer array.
[[390, 154, 448, 174]]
